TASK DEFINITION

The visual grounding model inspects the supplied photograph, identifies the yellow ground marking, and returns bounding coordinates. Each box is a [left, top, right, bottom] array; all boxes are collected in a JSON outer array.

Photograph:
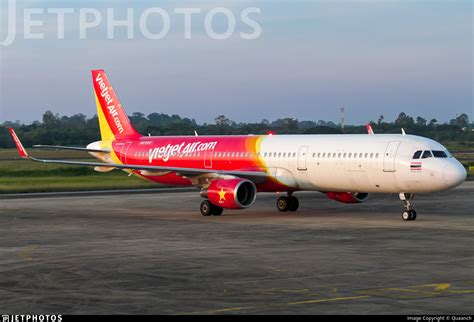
[[18, 245, 38, 261], [179, 295, 370, 315], [356, 282, 474, 300], [256, 288, 311, 295], [286, 295, 370, 306], [434, 283, 451, 292], [181, 281, 474, 315]]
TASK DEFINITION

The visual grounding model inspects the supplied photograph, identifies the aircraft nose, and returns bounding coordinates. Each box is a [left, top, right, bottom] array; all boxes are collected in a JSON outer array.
[[443, 162, 467, 189]]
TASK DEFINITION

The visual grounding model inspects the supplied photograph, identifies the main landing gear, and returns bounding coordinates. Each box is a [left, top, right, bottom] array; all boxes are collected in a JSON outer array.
[[399, 193, 417, 221], [200, 200, 224, 216], [276, 194, 299, 212]]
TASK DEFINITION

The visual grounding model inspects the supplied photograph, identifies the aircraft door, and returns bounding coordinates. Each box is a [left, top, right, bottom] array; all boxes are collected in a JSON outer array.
[[383, 141, 400, 172], [297, 146, 309, 171], [120, 142, 133, 164], [204, 149, 213, 169]]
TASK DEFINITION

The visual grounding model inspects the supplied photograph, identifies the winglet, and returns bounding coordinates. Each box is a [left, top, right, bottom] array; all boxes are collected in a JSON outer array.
[[9, 128, 28, 159], [366, 123, 374, 135], [401, 128, 406, 135]]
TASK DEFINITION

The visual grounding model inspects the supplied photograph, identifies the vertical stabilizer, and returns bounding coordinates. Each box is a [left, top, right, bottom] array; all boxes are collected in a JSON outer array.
[[92, 70, 141, 140]]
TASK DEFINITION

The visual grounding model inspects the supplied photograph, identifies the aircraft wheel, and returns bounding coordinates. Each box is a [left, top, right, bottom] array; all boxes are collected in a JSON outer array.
[[288, 196, 299, 212], [402, 210, 411, 221], [409, 209, 417, 221], [200, 200, 213, 216], [212, 205, 224, 216], [277, 197, 289, 212]]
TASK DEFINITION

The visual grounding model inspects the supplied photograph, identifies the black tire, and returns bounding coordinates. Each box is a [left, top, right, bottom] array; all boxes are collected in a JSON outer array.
[[277, 197, 289, 212], [288, 196, 299, 212], [409, 209, 417, 221], [212, 205, 224, 216], [200, 200, 213, 216]]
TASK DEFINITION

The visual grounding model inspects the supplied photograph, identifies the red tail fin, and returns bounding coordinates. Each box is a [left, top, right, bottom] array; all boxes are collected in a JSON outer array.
[[92, 70, 140, 139], [366, 123, 374, 135]]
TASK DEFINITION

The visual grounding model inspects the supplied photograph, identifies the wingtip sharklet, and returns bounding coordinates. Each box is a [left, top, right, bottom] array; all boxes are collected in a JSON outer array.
[[9, 128, 29, 159]]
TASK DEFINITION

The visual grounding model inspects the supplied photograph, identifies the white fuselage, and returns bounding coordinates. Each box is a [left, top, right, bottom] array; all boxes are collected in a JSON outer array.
[[258, 134, 466, 193]]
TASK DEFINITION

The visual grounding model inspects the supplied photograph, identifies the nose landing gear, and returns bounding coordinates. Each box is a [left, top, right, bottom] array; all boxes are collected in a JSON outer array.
[[399, 193, 417, 221]]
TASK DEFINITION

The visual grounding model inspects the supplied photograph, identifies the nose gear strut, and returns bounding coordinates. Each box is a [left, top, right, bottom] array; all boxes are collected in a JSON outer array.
[[399, 193, 417, 221]]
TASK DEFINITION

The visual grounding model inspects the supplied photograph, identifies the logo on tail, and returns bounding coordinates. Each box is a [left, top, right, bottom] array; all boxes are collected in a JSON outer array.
[[92, 70, 140, 140]]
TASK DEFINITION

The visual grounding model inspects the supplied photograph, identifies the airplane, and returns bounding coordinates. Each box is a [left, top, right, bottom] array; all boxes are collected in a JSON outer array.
[[9, 70, 467, 221]]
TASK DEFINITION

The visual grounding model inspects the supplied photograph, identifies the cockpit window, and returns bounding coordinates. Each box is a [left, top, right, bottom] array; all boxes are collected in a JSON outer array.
[[432, 150, 448, 158], [422, 150, 433, 159], [412, 150, 422, 159]]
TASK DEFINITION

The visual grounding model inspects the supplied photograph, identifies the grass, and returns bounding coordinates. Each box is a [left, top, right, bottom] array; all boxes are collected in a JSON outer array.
[[0, 175, 157, 193], [0, 150, 157, 193]]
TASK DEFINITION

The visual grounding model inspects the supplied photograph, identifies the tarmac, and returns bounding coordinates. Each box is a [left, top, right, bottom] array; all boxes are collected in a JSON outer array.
[[0, 182, 473, 314]]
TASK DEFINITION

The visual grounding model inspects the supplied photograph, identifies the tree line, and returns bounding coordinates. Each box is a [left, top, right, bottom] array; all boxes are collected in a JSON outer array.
[[1, 111, 472, 149]]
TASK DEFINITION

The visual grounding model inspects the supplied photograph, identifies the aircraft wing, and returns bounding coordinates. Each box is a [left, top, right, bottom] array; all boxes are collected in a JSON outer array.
[[9, 129, 268, 182], [33, 145, 110, 153]]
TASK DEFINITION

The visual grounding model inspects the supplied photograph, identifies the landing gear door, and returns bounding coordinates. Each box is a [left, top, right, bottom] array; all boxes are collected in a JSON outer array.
[[383, 141, 400, 172], [297, 146, 309, 171]]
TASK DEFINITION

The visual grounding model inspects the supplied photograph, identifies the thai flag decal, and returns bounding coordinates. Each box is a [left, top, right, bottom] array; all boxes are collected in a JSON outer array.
[[410, 161, 422, 171]]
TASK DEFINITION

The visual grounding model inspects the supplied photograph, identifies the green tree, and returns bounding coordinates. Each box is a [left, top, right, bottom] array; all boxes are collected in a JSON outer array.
[[42, 110, 60, 127], [395, 112, 414, 126], [416, 116, 427, 127], [377, 115, 384, 125], [450, 113, 469, 128], [215, 115, 232, 127]]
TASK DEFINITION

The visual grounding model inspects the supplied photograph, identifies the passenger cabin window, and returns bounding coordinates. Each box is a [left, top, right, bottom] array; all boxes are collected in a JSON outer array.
[[422, 150, 433, 159], [412, 150, 422, 159], [432, 150, 448, 158]]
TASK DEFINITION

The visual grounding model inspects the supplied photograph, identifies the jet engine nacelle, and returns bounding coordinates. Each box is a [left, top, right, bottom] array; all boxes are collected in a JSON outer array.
[[326, 192, 370, 204], [202, 178, 257, 209]]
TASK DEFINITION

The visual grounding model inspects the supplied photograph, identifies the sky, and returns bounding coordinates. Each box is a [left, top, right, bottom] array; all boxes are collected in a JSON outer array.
[[0, 0, 472, 125]]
